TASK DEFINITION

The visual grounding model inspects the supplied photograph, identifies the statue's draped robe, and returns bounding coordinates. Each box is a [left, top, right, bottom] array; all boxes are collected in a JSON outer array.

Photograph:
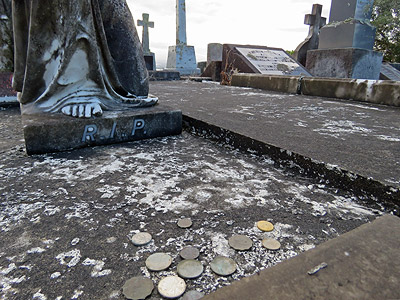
[[12, 0, 154, 114]]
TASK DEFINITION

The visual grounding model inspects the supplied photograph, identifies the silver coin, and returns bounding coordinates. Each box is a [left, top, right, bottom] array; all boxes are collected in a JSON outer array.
[[210, 256, 237, 276], [177, 260, 204, 279], [158, 276, 186, 299], [177, 218, 193, 228], [131, 232, 152, 246], [262, 238, 281, 250], [180, 246, 200, 260], [145, 253, 172, 271], [228, 235, 253, 251], [181, 290, 204, 300], [122, 276, 154, 300]]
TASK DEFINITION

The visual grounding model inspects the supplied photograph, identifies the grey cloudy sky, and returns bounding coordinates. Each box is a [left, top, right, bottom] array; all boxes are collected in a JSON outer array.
[[127, 0, 332, 68]]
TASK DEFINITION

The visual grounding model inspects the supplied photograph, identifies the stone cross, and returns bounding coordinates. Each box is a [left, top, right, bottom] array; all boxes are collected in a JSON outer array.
[[176, 0, 187, 45], [293, 4, 326, 67], [137, 13, 154, 54], [304, 4, 326, 49]]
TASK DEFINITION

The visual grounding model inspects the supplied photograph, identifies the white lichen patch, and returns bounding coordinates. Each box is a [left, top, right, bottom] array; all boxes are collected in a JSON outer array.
[[55, 249, 81, 268], [82, 258, 112, 277]]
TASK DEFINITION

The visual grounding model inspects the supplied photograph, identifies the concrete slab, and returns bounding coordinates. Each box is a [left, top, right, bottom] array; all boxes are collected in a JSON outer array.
[[149, 80, 400, 206], [204, 215, 400, 300], [0, 106, 387, 299]]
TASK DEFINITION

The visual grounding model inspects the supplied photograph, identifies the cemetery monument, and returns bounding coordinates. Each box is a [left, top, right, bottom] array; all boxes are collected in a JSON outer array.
[[137, 13, 156, 71], [293, 4, 326, 67], [166, 0, 200, 75], [306, 0, 383, 79], [12, 0, 181, 154]]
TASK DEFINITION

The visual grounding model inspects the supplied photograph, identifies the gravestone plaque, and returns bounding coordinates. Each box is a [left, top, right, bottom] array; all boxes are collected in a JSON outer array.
[[222, 44, 312, 77]]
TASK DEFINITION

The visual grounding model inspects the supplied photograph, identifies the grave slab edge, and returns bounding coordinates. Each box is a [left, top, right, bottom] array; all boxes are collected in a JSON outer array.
[[182, 115, 400, 214], [231, 74, 400, 107], [22, 105, 182, 155]]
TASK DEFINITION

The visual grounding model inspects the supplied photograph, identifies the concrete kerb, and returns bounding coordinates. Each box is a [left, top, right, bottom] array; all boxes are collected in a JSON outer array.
[[182, 115, 400, 215], [231, 74, 400, 107]]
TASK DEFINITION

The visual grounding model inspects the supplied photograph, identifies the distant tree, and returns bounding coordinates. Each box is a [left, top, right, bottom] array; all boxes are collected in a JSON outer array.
[[372, 0, 400, 62], [0, 0, 13, 71]]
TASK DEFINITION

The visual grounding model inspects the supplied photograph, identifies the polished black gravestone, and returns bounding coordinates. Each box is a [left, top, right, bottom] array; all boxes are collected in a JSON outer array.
[[22, 104, 182, 155], [222, 44, 311, 76]]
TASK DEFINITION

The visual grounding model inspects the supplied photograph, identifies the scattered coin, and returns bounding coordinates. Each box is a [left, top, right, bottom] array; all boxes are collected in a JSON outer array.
[[180, 246, 200, 260], [210, 256, 237, 276], [228, 235, 253, 251], [177, 218, 193, 228], [181, 290, 205, 300], [145, 253, 172, 271], [122, 276, 154, 300], [158, 276, 186, 299], [257, 221, 274, 232], [262, 238, 281, 250], [131, 232, 152, 246], [177, 260, 204, 279]]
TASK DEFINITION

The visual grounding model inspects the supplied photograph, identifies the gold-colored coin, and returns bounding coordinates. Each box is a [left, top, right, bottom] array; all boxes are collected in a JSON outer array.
[[257, 221, 274, 232]]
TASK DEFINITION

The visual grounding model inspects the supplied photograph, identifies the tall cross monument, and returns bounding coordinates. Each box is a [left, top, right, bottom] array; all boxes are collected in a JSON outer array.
[[137, 13, 156, 71], [166, 0, 200, 75]]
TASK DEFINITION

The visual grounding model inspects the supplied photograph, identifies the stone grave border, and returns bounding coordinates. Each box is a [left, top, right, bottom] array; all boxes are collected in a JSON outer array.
[[231, 74, 400, 107], [182, 115, 399, 214]]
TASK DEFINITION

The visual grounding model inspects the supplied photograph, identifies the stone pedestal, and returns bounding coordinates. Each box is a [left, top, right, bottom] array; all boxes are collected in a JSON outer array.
[[22, 104, 182, 154], [144, 52, 156, 71], [306, 48, 383, 79], [166, 45, 200, 75], [319, 21, 376, 50]]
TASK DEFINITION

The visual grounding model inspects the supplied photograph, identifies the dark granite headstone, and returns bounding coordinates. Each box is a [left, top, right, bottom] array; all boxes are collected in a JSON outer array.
[[222, 44, 312, 77]]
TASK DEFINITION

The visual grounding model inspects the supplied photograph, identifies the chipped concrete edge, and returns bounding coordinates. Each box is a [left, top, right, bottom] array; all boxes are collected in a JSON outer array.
[[231, 74, 400, 107], [182, 115, 400, 215]]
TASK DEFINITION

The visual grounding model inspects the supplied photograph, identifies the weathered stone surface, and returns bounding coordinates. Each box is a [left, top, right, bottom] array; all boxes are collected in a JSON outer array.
[[166, 0, 200, 76], [148, 70, 181, 81], [167, 45, 200, 75], [201, 61, 222, 82], [22, 104, 182, 154], [230, 74, 300, 94], [301, 77, 400, 107], [230, 73, 400, 107], [207, 43, 223, 65], [306, 48, 383, 79], [318, 21, 376, 50], [203, 215, 400, 300]]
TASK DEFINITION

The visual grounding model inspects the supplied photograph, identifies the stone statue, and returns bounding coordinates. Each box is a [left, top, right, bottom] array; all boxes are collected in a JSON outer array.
[[12, 0, 157, 118]]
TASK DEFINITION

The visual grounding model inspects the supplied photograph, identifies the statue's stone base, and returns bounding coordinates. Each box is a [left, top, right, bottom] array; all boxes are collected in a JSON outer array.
[[166, 45, 200, 75], [22, 104, 182, 155], [306, 48, 383, 80]]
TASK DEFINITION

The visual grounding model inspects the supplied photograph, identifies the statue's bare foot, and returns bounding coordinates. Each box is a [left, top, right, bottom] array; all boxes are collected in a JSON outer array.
[[61, 103, 103, 118]]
